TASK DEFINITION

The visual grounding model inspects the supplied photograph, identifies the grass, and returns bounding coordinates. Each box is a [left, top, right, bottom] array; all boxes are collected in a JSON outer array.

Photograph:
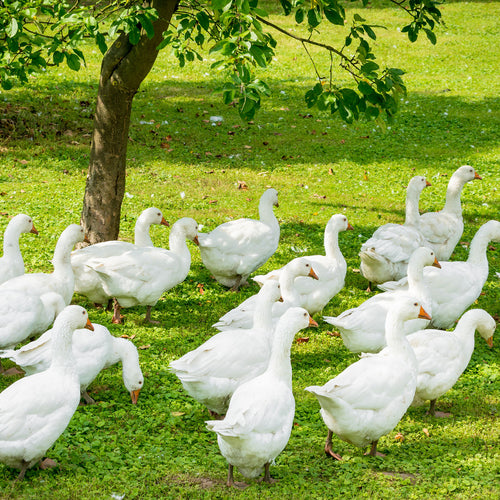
[[0, 1, 499, 498]]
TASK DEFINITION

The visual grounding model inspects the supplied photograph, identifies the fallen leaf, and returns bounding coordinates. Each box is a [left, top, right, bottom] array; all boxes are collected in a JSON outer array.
[[326, 331, 341, 337], [171, 411, 185, 417], [422, 428, 430, 437], [328, 168, 334, 175], [295, 337, 309, 344], [352, 268, 360, 273], [237, 181, 248, 190], [394, 432, 405, 442], [208, 200, 217, 204], [138, 344, 151, 350], [197, 283, 205, 295]]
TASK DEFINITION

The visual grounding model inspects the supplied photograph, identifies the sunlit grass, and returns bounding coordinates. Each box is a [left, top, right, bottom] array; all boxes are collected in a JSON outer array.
[[0, 1, 499, 498]]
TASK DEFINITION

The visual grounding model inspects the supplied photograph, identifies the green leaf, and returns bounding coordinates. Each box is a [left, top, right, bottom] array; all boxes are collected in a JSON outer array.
[[324, 8, 344, 26], [339, 88, 360, 107], [196, 11, 210, 31], [307, 8, 321, 29], [295, 8, 305, 24], [53, 51, 64, 64], [129, 27, 141, 45], [280, 0, 292, 16], [358, 80, 374, 95], [362, 24, 376, 40], [65, 52, 81, 71], [361, 61, 379, 76], [6, 18, 19, 38], [424, 28, 437, 45], [95, 33, 108, 54], [250, 45, 267, 68], [139, 14, 155, 39], [1, 78, 14, 90]]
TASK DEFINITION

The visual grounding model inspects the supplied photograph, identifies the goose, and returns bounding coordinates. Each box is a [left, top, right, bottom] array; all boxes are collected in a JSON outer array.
[[213, 259, 318, 331], [306, 298, 431, 459], [0, 290, 65, 351], [71, 207, 169, 305], [170, 280, 282, 416], [0, 323, 144, 405], [0, 214, 38, 285], [0, 305, 93, 481], [419, 165, 481, 260], [198, 188, 280, 291], [359, 176, 430, 289], [324, 247, 440, 353], [252, 214, 353, 315], [407, 309, 495, 417], [81, 217, 199, 324], [206, 307, 317, 486], [0, 224, 86, 306], [379, 220, 500, 329]]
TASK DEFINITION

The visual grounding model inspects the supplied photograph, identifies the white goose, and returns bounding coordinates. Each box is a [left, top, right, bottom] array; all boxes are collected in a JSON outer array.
[[306, 298, 430, 459], [0, 323, 144, 405], [169, 280, 282, 416], [419, 165, 482, 260], [206, 307, 317, 486], [359, 176, 430, 288], [213, 259, 318, 331], [0, 290, 65, 350], [198, 188, 280, 291], [407, 309, 495, 417], [252, 214, 353, 315], [0, 214, 38, 285], [379, 220, 500, 329], [324, 247, 440, 353], [0, 224, 86, 306], [81, 217, 199, 323], [71, 207, 169, 305], [0, 305, 93, 480]]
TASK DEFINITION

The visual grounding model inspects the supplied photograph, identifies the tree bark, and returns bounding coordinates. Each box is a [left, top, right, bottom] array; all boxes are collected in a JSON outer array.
[[81, 0, 179, 244]]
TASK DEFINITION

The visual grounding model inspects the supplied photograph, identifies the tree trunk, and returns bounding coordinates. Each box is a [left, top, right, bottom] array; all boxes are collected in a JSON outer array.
[[81, 0, 179, 244]]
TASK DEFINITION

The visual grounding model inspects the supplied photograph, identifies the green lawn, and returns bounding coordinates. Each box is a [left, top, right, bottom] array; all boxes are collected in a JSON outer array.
[[0, 1, 499, 498]]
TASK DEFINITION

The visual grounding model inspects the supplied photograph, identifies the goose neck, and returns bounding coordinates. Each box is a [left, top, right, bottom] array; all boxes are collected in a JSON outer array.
[[2, 224, 21, 258], [253, 292, 275, 331], [135, 222, 154, 247], [443, 174, 466, 215], [406, 261, 426, 300], [50, 324, 76, 369], [404, 187, 422, 226], [169, 227, 191, 263], [324, 228, 342, 263], [266, 327, 294, 384], [259, 198, 279, 230], [385, 314, 417, 364]]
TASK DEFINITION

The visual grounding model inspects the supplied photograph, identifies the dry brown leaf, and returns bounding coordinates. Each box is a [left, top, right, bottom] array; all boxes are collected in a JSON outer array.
[[394, 432, 405, 442], [422, 428, 430, 437], [171, 411, 185, 417], [295, 337, 309, 344], [237, 181, 248, 190], [326, 331, 341, 337], [138, 344, 151, 350]]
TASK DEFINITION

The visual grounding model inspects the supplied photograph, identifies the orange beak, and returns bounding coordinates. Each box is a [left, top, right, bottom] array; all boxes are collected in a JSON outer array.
[[192, 235, 199, 246], [486, 337, 493, 348], [278, 296, 284, 302], [161, 217, 169, 227], [30, 224, 39, 235], [474, 172, 482, 180], [131, 389, 141, 404], [418, 306, 431, 321], [85, 318, 94, 331], [425, 180, 432, 187], [347, 223, 354, 231], [309, 267, 319, 280], [432, 258, 441, 269], [309, 316, 319, 327]]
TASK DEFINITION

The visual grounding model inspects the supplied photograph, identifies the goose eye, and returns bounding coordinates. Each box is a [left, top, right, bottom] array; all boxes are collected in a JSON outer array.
[[414, 302, 418, 307]]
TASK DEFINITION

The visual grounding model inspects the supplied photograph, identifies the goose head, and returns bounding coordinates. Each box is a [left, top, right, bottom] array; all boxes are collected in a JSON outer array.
[[285, 259, 319, 281], [407, 175, 431, 194], [453, 165, 482, 183], [261, 188, 279, 208], [54, 304, 94, 332], [327, 214, 354, 233], [9, 214, 38, 236], [138, 207, 169, 228], [409, 247, 441, 270]]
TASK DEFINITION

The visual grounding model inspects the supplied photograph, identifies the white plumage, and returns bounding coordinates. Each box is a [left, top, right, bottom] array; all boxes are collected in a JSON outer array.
[[307, 298, 430, 458], [0, 214, 38, 285], [408, 309, 495, 416], [0, 305, 93, 480], [198, 188, 280, 290], [359, 176, 430, 287], [206, 307, 316, 486]]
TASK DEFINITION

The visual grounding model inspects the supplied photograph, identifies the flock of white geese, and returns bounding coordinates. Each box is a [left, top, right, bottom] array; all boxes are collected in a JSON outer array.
[[0, 165, 498, 486]]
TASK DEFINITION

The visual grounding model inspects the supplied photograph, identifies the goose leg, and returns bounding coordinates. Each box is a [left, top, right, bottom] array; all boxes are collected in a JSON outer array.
[[365, 440, 385, 457], [81, 390, 96, 405], [229, 276, 242, 292], [262, 462, 276, 484], [227, 464, 234, 487], [428, 399, 451, 418], [144, 306, 160, 325], [15, 460, 29, 482], [324, 430, 342, 460], [111, 299, 124, 324]]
